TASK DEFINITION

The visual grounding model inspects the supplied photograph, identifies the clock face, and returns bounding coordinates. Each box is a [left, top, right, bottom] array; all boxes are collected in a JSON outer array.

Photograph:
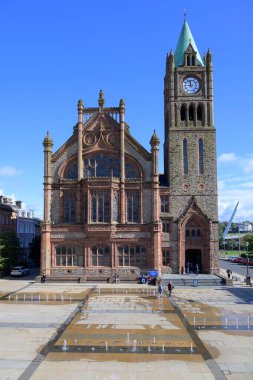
[[183, 77, 200, 94]]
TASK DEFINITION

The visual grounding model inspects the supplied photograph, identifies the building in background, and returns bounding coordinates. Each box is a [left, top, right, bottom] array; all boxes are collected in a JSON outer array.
[[41, 20, 219, 279], [0, 196, 41, 262]]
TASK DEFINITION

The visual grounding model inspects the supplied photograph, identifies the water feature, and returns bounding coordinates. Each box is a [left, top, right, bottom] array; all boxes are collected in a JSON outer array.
[[62, 339, 67, 351], [133, 339, 137, 352], [148, 346, 151, 352], [161, 344, 165, 352]]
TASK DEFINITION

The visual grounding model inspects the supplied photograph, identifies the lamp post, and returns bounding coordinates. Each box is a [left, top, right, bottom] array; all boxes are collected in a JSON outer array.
[[246, 242, 250, 285]]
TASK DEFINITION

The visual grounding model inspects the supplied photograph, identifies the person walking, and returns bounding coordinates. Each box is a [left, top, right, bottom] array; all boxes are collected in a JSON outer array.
[[226, 268, 232, 279], [167, 281, 174, 297], [41, 273, 46, 283]]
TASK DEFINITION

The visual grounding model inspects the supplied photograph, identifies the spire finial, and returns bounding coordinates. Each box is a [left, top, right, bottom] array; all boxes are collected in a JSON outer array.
[[184, 8, 187, 20]]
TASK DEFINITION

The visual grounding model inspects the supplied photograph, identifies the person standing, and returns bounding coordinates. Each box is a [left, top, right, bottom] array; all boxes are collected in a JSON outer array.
[[167, 281, 174, 297], [158, 283, 163, 297]]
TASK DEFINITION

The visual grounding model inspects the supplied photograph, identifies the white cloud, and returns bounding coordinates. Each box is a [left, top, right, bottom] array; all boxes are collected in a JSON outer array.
[[0, 166, 21, 177], [218, 153, 238, 163]]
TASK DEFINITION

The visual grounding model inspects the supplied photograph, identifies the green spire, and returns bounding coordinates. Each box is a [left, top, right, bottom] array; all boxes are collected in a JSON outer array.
[[174, 20, 204, 67]]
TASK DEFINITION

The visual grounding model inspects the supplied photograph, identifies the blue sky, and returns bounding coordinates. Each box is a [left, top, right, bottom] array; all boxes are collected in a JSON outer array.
[[0, 0, 252, 222]]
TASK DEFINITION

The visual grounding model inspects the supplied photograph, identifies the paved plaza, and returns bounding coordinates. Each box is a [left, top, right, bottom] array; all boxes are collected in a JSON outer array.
[[0, 279, 253, 379]]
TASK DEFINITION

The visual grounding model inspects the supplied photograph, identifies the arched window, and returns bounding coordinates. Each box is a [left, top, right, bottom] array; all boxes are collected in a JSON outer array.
[[197, 229, 201, 237], [65, 162, 78, 179], [55, 246, 83, 267], [180, 105, 186, 121], [191, 229, 196, 237], [197, 104, 203, 121], [125, 162, 139, 178], [83, 155, 139, 179], [186, 229, 190, 237], [64, 192, 76, 223], [189, 105, 195, 121], [91, 191, 110, 223], [91, 245, 110, 266], [192, 56, 196, 66], [183, 139, 188, 175], [126, 192, 139, 223], [199, 138, 204, 175], [118, 245, 147, 267], [187, 56, 191, 66]]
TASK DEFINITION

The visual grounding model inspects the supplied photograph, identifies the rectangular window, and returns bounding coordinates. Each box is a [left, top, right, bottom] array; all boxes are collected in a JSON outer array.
[[126, 192, 139, 223], [162, 249, 170, 266], [183, 139, 188, 175], [160, 195, 169, 213], [162, 221, 170, 232]]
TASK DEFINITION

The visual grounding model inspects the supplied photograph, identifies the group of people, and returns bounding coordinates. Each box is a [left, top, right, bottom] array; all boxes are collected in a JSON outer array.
[[158, 280, 174, 297], [186, 262, 199, 275]]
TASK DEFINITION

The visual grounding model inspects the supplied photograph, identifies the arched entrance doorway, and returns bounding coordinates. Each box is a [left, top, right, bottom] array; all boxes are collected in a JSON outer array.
[[185, 249, 201, 273]]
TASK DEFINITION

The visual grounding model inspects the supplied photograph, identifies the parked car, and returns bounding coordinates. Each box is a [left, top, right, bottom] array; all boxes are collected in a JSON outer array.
[[231, 257, 246, 264], [10, 266, 30, 276]]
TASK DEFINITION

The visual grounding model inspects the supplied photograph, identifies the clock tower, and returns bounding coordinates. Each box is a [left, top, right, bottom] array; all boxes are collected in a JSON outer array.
[[164, 20, 219, 274]]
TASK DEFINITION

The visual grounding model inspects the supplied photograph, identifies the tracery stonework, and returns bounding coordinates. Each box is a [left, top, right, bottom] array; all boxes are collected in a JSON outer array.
[[41, 20, 219, 280]]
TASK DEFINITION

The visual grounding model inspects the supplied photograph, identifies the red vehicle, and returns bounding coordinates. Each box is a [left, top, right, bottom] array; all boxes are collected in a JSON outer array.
[[232, 257, 247, 264]]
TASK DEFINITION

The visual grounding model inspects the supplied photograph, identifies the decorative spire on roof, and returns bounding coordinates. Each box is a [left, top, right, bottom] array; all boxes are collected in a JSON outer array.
[[98, 89, 104, 111], [43, 131, 53, 147], [174, 20, 204, 67], [150, 130, 160, 147]]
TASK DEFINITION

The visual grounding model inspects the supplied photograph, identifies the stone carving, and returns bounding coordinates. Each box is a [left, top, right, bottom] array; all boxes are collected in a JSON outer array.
[[114, 232, 151, 239], [51, 232, 86, 239], [83, 132, 97, 147]]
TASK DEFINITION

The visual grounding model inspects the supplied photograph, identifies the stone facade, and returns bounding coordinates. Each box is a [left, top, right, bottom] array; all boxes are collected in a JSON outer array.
[[41, 21, 219, 279]]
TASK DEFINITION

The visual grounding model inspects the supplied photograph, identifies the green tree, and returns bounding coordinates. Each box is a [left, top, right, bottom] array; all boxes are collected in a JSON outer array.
[[0, 231, 22, 272], [242, 234, 253, 252], [29, 236, 41, 267]]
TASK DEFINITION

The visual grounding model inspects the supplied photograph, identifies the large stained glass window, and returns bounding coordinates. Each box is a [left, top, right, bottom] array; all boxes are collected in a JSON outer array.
[[91, 245, 111, 266], [83, 155, 139, 179], [118, 245, 147, 267], [126, 192, 139, 223], [84, 155, 120, 177], [64, 192, 76, 223], [55, 246, 83, 266], [91, 191, 110, 223], [199, 138, 204, 175], [65, 162, 78, 179]]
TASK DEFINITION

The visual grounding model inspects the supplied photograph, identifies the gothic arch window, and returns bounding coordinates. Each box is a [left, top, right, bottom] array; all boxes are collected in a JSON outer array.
[[118, 245, 147, 267], [186, 229, 190, 237], [64, 192, 76, 223], [84, 154, 139, 179], [91, 191, 110, 223], [125, 162, 139, 179], [189, 105, 195, 121], [192, 56, 196, 66], [126, 192, 139, 223], [65, 162, 78, 179], [187, 56, 191, 66], [91, 245, 110, 266], [160, 195, 169, 213], [197, 228, 201, 237], [180, 105, 186, 121], [183, 138, 188, 175], [84, 155, 120, 178], [197, 104, 203, 121], [55, 246, 83, 267], [199, 138, 204, 175], [191, 229, 196, 237]]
